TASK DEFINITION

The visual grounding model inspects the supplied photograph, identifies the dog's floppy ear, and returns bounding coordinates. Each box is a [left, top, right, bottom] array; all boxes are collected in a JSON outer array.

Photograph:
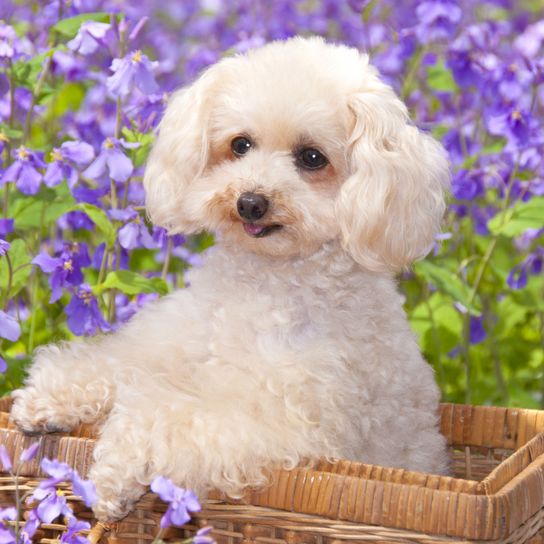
[[144, 66, 222, 233], [336, 78, 449, 273]]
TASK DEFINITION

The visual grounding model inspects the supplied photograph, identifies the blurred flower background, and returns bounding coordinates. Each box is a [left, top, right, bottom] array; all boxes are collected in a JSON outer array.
[[0, 0, 543, 407]]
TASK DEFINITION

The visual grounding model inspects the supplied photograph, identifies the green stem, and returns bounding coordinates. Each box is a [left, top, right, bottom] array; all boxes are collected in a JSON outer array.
[[27, 271, 38, 354], [2, 252, 13, 310], [161, 237, 173, 282], [2, 176, 10, 217], [14, 462, 24, 542], [22, 56, 52, 143], [97, 247, 109, 285]]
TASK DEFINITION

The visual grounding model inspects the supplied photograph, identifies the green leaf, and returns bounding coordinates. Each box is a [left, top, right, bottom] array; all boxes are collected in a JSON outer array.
[[0, 125, 23, 139], [71, 203, 117, 248], [0, 239, 32, 298], [11, 183, 76, 230], [0, 355, 30, 397], [414, 260, 482, 315], [427, 60, 459, 93], [49, 12, 111, 39], [121, 127, 154, 168], [12, 48, 60, 89], [95, 270, 169, 296], [488, 197, 544, 238], [48, 82, 86, 117]]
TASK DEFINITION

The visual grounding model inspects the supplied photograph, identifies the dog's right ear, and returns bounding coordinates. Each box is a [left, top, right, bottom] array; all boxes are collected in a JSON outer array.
[[143, 66, 222, 233]]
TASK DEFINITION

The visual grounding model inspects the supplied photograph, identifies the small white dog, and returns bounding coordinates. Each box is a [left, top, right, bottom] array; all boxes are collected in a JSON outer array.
[[12, 37, 450, 521]]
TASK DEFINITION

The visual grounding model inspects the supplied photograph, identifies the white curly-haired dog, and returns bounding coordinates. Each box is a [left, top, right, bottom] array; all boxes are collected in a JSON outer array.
[[12, 37, 450, 521]]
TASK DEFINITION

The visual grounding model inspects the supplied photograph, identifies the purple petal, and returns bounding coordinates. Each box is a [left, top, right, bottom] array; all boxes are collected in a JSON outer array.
[[183, 490, 201, 512], [82, 153, 107, 180], [0, 357, 7, 373], [118, 222, 139, 249], [61, 141, 95, 165], [0, 527, 16, 544], [71, 472, 98, 507], [0, 310, 21, 342], [0, 507, 17, 522], [32, 252, 62, 273], [135, 62, 159, 94], [106, 57, 134, 98], [37, 494, 64, 523], [150, 476, 176, 502], [0, 219, 14, 236], [0, 445, 12, 472], [469, 316, 486, 344], [105, 149, 133, 182], [16, 164, 42, 195], [40, 458, 73, 480], [1, 161, 22, 184], [169, 504, 191, 527], [44, 161, 64, 187], [20, 442, 40, 463]]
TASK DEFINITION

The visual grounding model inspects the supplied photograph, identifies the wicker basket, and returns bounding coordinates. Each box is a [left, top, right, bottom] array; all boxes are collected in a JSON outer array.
[[2, 396, 544, 544]]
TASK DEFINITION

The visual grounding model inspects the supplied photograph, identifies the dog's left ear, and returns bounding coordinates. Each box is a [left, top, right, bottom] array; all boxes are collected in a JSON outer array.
[[336, 79, 450, 273]]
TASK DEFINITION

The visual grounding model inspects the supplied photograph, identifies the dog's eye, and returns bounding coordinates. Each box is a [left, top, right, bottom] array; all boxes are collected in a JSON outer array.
[[297, 148, 328, 170], [231, 136, 252, 157]]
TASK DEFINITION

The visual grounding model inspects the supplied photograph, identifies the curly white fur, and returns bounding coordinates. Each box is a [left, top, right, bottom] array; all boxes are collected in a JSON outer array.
[[11, 37, 450, 522]]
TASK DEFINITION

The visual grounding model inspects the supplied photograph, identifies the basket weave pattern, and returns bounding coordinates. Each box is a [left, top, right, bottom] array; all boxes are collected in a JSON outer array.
[[2, 398, 544, 543]]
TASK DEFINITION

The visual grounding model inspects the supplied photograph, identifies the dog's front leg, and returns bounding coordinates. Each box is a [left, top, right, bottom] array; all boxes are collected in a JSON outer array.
[[11, 290, 208, 435]]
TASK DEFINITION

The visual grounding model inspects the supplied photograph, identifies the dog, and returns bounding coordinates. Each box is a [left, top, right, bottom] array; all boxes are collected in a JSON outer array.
[[11, 36, 450, 522]]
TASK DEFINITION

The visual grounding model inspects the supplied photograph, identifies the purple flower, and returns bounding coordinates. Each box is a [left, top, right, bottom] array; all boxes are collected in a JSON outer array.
[[33, 243, 91, 303], [193, 526, 216, 544], [469, 316, 486, 344], [0, 219, 13, 236], [0, 508, 16, 522], [116, 210, 156, 250], [44, 141, 95, 189], [29, 459, 76, 523], [1, 147, 45, 195], [415, 0, 462, 43], [0, 239, 9, 256], [40, 458, 73, 482], [150, 476, 201, 528], [21, 511, 40, 544], [106, 50, 159, 98], [507, 265, 527, 289], [65, 284, 111, 336], [0, 310, 20, 342], [452, 169, 486, 200], [0, 23, 16, 58], [0, 527, 15, 544], [83, 138, 138, 183], [60, 516, 91, 544], [347, 0, 372, 13], [33, 485, 73, 523], [0, 358, 6, 373], [514, 20, 544, 59], [0, 445, 12, 472], [20, 442, 40, 463], [67, 21, 110, 55], [487, 106, 531, 146], [71, 471, 98, 507], [507, 250, 543, 289]]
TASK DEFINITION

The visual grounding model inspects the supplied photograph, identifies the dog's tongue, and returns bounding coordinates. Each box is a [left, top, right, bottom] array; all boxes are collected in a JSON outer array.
[[243, 223, 265, 236]]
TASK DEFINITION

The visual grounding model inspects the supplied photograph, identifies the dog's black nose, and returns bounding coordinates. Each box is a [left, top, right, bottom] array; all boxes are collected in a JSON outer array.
[[237, 192, 269, 221]]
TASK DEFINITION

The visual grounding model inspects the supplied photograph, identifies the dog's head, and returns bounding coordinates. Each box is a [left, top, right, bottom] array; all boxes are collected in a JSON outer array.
[[144, 37, 449, 271]]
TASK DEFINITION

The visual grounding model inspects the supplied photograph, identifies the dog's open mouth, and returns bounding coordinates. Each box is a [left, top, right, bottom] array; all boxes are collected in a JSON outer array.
[[242, 222, 283, 238]]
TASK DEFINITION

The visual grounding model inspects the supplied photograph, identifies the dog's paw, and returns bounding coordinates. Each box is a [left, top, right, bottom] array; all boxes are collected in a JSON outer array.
[[92, 494, 135, 523], [10, 389, 76, 435], [90, 473, 145, 522]]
